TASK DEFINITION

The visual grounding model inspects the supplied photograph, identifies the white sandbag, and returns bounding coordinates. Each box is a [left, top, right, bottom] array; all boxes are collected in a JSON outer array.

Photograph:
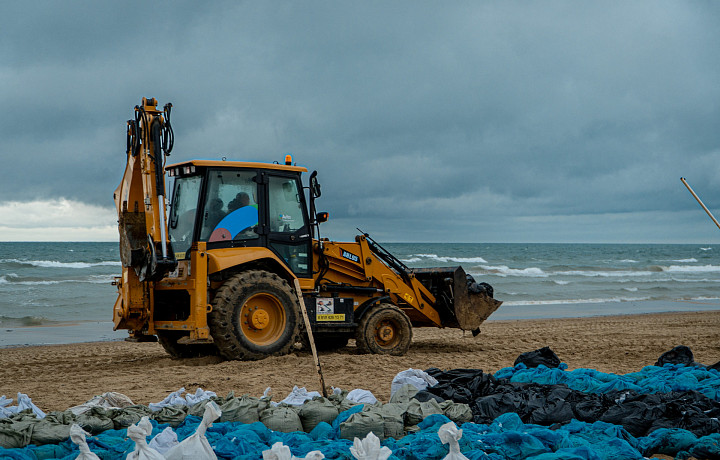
[[0, 395, 13, 418], [126, 416, 165, 460], [69, 424, 100, 460], [438, 422, 468, 460], [263, 442, 292, 460], [185, 388, 218, 406], [148, 386, 215, 411], [17, 393, 46, 419], [346, 389, 377, 405], [279, 386, 322, 406], [148, 388, 188, 411], [164, 400, 221, 460], [0, 393, 45, 418], [390, 369, 438, 397], [69, 392, 135, 415], [262, 442, 325, 460], [147, 426, 179, 454], [349, 432, 392, 460]]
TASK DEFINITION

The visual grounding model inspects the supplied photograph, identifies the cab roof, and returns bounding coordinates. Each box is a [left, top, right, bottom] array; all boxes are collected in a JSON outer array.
[[166, 159, 308, 173]]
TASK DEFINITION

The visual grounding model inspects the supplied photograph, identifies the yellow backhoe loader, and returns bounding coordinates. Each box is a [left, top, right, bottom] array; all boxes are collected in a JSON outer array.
[[113, 98, 501, 360]]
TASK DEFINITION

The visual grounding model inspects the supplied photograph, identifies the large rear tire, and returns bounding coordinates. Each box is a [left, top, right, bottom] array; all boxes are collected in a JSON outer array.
[[355, 303, 412, 355], [156, 331, 218, 359], [209, 270, 301, 360]]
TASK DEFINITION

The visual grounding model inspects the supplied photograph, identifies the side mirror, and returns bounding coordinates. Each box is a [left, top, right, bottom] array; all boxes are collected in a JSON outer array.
[[316, 212, 329, 223], [310, 171, 321, 198]]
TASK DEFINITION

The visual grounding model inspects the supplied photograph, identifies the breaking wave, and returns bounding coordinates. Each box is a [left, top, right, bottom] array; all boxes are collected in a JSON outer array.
[[407, 254, 488, 264], [503, 296, 653, 306], [0, 274, 116, 286], [480, 265, 547, 277], [0, 259, 121, 269], [662, 264, 720, 273]]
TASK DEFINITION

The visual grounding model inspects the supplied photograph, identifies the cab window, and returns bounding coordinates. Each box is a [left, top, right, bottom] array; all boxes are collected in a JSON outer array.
[[268, 176, 306, 233], [201, 170, 259, 242], [168, 175, 202, 256]]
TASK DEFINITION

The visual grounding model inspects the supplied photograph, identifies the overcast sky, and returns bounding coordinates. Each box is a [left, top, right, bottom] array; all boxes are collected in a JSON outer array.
[[1, 1, 719, 243]]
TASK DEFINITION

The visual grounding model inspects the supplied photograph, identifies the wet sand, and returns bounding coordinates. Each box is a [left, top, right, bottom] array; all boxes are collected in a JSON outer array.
[[0, 310, 718, 412]]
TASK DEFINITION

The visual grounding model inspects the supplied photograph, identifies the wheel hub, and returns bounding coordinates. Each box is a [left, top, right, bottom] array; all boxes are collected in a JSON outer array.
[[239, 292, 288, 346], [250, 309, 270, 330], [377, 323, 396, 344]]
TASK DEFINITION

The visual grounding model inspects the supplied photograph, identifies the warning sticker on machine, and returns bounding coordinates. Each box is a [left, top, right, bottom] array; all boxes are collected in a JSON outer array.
[[316, 298, 334, 313], [316, 313, 346, 321]]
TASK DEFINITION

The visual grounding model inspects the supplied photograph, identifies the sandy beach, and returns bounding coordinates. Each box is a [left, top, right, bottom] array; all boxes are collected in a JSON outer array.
[[1, 310, 718, 413]]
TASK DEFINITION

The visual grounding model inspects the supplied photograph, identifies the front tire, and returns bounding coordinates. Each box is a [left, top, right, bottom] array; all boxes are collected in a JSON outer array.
[[209, 270, 301, 360], [355, 303, 412, 355]]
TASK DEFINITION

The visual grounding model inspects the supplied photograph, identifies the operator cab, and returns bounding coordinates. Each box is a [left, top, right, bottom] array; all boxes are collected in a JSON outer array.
[[167, 160, 313, 277]]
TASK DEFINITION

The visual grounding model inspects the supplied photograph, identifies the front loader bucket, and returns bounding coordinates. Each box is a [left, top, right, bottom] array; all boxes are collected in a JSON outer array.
[[413, 266, 502, 331], [451, 266, 502, 330]]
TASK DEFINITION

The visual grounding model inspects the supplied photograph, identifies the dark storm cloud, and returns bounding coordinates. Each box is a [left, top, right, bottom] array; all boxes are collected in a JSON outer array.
[[1, 1, 719, 242]]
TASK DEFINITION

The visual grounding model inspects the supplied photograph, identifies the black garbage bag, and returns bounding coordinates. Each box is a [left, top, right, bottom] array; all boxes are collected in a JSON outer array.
[[466, 274, 494, 297], [428, 355, 720, 438], [472, 392, 525, 424], [425, 368, 497, 402], [600, 399, 664, 437], [426, 383, 475, 404], [526, 396, 575, 425], [655, 345, 701, 367], [571, 393, 610, 422], [514, 347, 561, 369]]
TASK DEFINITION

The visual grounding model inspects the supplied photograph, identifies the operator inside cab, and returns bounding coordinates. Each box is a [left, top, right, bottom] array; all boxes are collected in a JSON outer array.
[[209, 191, 258, 241]]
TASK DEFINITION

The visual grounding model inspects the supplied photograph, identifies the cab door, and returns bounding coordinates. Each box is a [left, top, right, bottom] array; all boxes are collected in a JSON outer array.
[[266, 174, 312, 277]]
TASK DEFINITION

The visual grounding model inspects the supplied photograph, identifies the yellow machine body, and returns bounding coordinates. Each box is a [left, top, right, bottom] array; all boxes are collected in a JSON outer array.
[[113, 98, 501, 358]]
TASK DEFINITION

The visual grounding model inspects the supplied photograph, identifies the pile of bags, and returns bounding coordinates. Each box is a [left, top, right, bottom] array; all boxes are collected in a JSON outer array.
[[1, 346, 720, 459], [0, 384, 471, 450], [4, 402, 720, 459], [421, 346, 720, 438]]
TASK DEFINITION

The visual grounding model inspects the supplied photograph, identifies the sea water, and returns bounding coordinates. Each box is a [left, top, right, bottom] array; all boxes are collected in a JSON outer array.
[[0, 241, 718, 346]]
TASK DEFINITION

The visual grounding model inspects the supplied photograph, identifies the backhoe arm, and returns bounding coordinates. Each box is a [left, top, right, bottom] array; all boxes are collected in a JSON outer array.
[[113, 98, 176, 333], [114, 97, 176, 281]]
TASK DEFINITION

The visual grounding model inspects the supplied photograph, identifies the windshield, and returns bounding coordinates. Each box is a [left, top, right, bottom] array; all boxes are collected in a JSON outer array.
[[201, 169, 259, 242], [168, 175, 202, 257]]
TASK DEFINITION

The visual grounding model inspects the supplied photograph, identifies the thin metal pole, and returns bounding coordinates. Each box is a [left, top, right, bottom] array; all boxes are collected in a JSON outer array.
[[293, 279, 328, 398], [680, 177, 720, 231]]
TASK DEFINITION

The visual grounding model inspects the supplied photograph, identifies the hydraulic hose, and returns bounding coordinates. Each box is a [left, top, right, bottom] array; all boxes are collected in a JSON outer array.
[[151, 121, 164, 194], [162, 103, 174, 155]]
